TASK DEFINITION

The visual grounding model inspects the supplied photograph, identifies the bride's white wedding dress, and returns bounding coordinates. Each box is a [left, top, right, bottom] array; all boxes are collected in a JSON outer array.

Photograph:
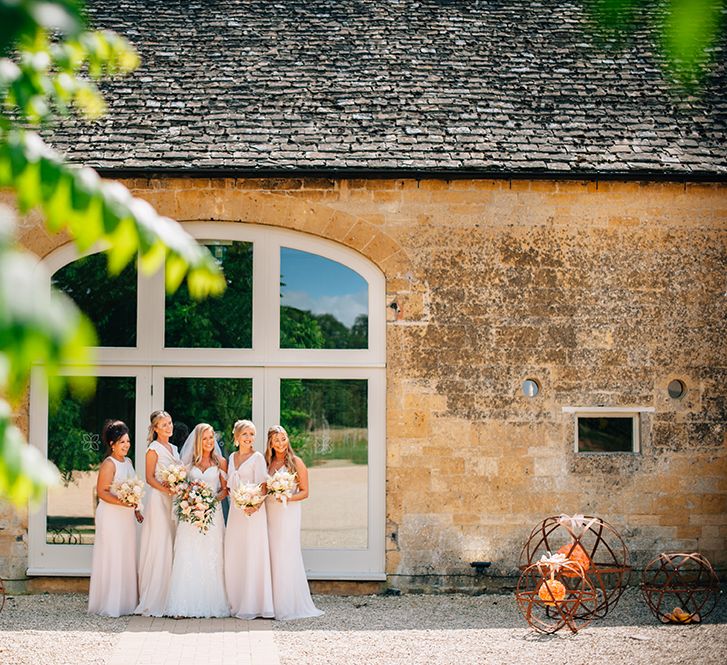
[[165, 465, 229, 617]]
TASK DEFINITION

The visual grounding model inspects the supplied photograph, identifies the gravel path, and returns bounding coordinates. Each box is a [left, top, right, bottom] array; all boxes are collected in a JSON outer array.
[[1, 589, 725, 665], [0, 594, 127, 665], [273, 588, 727, 665]]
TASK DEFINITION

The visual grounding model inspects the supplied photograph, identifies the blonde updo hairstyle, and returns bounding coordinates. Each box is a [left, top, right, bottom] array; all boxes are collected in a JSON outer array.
[[192, 423, 221, 468], [265, 425, 296, 473], [232, 419, 256, 447], [147, 409, 172, 445]]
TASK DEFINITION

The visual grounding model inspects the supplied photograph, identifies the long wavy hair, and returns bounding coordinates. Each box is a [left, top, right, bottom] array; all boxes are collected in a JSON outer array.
[[265, 425, 296, 473], [192, 423, 221, 468], [147, 410, 171, 445]]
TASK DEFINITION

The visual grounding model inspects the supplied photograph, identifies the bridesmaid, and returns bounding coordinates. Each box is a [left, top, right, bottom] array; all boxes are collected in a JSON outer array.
[[135, 410, 180, 616], [224, 420, 274, 619], [265, 425, 323, 620], [88, 420, 142, 616]]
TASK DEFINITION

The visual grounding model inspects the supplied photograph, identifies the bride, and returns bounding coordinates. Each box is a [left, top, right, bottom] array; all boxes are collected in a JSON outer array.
[[165, 423, 230, 618]]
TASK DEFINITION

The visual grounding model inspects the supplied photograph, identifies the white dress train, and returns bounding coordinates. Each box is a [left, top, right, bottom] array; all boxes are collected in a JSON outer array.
[[267, 480, 324, 620], [88, 457, 138, 617], [165, 465, 229, 618], [224, 451, 274, 619], [135, 440, 180, 616]]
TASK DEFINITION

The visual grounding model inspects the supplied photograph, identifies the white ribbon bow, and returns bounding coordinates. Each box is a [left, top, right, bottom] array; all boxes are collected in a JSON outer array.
[[558, 513, 597, 537]]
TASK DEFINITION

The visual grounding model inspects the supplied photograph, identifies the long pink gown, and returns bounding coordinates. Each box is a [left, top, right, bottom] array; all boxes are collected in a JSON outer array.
[[266, 474, 323, 620], [224, 451, 274, 619], [135, 440, 180, 616], [88, 457, 138, 617]]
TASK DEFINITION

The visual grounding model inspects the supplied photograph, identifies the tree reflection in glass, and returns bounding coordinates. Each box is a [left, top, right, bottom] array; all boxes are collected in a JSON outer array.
[[166, 242, 253, 348], [52, 253, 137, 347], [281, 378, 368, 549], [280, 248, 368, 349], [46, 376, 136, 545]]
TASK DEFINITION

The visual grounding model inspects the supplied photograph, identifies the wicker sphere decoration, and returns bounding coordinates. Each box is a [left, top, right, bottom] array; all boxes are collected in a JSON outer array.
[[519, 514, 631, 620], [641, 552, 720, 624], [516, 559, 598, 634]]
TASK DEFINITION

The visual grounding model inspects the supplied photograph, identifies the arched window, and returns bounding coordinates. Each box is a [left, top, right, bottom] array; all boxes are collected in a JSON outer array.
[[28, 223, 386, 580]]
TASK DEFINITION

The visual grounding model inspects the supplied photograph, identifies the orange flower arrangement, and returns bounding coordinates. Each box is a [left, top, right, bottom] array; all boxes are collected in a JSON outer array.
[[538, 578, 566, 606], [557, 541, 591, 577]]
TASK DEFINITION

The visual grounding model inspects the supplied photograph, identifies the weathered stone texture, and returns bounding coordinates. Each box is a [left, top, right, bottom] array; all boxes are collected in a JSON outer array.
[[11, 176, 727, 590]]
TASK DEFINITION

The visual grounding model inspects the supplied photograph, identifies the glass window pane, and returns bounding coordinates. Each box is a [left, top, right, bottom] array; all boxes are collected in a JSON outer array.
[[46, 376, 136, 545], [578, 417, 634, 453], [280, 378, 368, 549], [52, 253, 137, 347], [165, 242, 252, 348], [163, 377, 253, 458], [280, 248, 368, 349]]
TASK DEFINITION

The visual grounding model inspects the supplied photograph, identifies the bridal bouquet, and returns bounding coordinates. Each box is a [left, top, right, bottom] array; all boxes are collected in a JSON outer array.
[[110, 477, 145, 508], [157, 463, 188, 493], [266, 468, 297, 505], [175, 480, 218, 533], [231, 482, 265, 514]]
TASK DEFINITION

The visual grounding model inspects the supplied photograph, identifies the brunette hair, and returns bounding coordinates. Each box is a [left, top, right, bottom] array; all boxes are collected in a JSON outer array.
[[102, 420, 130, 457], [147, 410, 171, 445], [265, 425, 296, 473]]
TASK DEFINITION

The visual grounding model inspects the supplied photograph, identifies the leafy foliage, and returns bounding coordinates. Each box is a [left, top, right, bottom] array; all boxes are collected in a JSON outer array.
[[584, 0, 725, 88], [281, 378, 368, 468], [166, 242, 252, 348], [52, 251, 137, 347], [281, 309, 368, 349], [0, 0, 225, 507]]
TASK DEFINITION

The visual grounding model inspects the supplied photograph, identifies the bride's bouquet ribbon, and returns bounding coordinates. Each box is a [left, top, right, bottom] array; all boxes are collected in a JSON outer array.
[[558, 513, 597, 537]]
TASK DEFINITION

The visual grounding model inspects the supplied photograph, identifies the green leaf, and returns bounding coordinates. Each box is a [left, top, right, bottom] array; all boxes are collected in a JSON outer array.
[[165, 253, 189, 294], [0, 400, 60, 506], [39, 155, 63, 199], [662, 0, 724, 85], [44, 168, 71, 232], [139, 239, 167, 274], [106, 216, 138, 275]]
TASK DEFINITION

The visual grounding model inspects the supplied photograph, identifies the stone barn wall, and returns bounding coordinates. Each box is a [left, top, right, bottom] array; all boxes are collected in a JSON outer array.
[[2, 176, 726, 591]]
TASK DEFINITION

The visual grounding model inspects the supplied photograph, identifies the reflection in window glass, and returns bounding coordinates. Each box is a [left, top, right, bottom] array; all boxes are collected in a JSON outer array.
[[52, 253, 137, 347], [46, 376, 136, 545], [166, 242, 252, 348], [280, 248, 368, 349], [164, 377, 253, 458], [281, 378, 367, 549], [577, 417, 635, 453]]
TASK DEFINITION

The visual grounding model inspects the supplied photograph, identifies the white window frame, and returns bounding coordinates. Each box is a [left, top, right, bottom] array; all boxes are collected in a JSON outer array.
[[264, 367, 386, 580], [28, 366, 152, 575], [562, 406, 654, 454], [28, 223, 386, 579]]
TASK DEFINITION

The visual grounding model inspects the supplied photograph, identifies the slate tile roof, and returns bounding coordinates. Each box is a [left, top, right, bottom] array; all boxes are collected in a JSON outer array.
[[45, 0, 727, 175]]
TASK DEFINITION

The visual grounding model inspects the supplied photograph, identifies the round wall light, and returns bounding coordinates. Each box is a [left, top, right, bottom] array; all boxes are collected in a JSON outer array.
[[668, 379, 686, 399]]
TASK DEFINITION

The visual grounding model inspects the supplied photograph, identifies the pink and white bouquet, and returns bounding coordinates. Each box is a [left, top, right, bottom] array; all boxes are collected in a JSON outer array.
[[110, 477, 145, 508], [157, 463, 188, 493], [231, 482, 265, 514], [266, 468, 297, 505], [175, 479, 218, 533]]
